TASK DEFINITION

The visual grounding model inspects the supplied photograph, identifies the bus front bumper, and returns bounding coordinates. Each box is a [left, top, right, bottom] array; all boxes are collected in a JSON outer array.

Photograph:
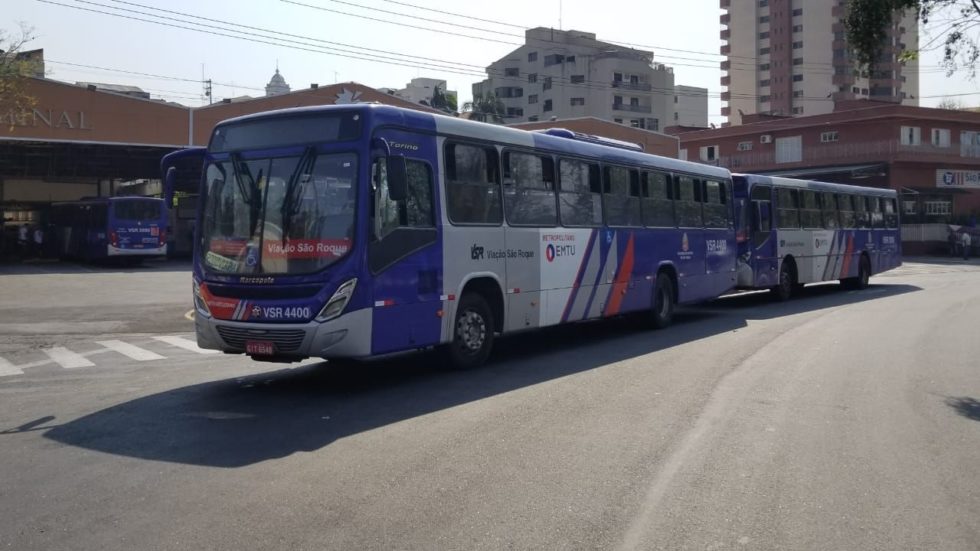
[[195, 307, 373, 360], [108, 244, 168, 256]]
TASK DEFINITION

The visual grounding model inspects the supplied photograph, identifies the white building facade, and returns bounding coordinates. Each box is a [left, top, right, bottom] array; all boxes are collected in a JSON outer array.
[[473, 28, 706, 131]]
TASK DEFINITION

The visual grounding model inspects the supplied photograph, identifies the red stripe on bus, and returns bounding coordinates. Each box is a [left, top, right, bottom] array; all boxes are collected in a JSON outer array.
[[604, 234, 635, 317]]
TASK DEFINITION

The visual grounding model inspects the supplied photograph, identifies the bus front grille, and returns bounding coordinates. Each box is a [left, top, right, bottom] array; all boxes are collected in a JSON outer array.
[[216, 326, 307, 353]]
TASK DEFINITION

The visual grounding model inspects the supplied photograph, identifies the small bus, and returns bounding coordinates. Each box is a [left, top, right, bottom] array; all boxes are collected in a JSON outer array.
[[167, 104, 740, 368], [733, 174, 902, 299], [50, 196, 168, 262]]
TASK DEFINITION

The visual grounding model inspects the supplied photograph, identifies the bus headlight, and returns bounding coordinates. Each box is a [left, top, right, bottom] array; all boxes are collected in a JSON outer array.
[[317, 278, 357, 322], [193, 279, 212, 318]]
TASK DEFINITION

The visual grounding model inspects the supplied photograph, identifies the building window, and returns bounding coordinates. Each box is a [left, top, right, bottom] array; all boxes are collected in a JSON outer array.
[[737, 141, 753, 151], [543, 77, 552, 91], [925, 201, 952, 215], [903, 200, 918, 216], [760, 0, 768, 5], [700, 145, 719, 162], [544, 54, 565, 66], [528, 94, 538, 104], [760, 79, 771, 87], [760, 15, 770, 23], [760, 63, 771, 71], [760, 95, 771, 102], [679, 149, 688, 160], [792, 41, 803, 49], [901, 126, 921, 146], [760, 31, 770, 39], [504, 67, 520, 77], [566, 55, 576, 63], [793, 57, 803, 65], [614, 118, 623, 124], [674, 112, 679, 121], [528, 73, 537, 83], [792, 7, 802, 15], [821, 131, 839, 143], [647, 118, 660, 131], [775, 135, 803, 163], [760, 47, 771, 55], [792, 74, 804, 82], [630, 97, 640, 107], [543, 99, 553, 112], [528, 115, 539, 122], [792, 106, 804, 114], [570, 75, 585, 84], [570, 97, 585, 106], [793, 90, 804, 98], [932, 128, 951, 147], [793, 24, 803, 32], [631, 119, 643, 128], [527, 52, 538, 62], [507, 107, 524, 117]]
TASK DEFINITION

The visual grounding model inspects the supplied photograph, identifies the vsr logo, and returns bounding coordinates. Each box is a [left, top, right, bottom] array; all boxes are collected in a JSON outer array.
[[471, 244, 485, 260]]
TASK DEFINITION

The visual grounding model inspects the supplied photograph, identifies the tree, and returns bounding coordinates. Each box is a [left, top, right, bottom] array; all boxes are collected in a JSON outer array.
[[0, 24, 38, 126], [845, 0, 980, 77], [462, 92, 506, 124], [936, 96, 966, 109], [429, 86, 458, 114]]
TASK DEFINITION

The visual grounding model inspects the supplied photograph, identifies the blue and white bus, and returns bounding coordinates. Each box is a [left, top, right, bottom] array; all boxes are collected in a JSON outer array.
[[167, 104, 740, 368], [50, 196, 169, 263], [733, 174, 902, 300]]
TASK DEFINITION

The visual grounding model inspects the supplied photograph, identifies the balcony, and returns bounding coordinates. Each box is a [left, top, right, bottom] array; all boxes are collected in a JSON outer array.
[[612, 102, 653, 114], [720, 0, 730, 7], [721, 44, 731, 55], [721, 60, 730, 71], [721, 75, 731, 86], [720, 29, 730, 40], [611, 80, 653, 92], [720, 13, 730, 24], [686, 140, 980, 171]]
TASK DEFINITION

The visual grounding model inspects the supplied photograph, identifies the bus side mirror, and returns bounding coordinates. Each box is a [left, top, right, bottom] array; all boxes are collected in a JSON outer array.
[[164, 166, 177, 206], [386, 156, 408, 202]]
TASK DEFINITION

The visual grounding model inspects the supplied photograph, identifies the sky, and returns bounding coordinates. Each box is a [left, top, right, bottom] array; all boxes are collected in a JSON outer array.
[[7, 0, 980, 126]]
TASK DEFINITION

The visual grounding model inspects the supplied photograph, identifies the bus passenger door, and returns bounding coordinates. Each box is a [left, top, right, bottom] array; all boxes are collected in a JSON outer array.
[[368, 155, 443, 355], [750, 185, 777, 287]]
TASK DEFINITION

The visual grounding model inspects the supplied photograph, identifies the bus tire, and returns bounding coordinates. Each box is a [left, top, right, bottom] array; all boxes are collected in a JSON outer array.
[[446, 293, 494, 369], [651, 272, 675, 329], [772, 260, 795, 302]]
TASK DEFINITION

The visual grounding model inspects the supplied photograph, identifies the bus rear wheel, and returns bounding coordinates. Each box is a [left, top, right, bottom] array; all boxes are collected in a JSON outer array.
[[446, 293, 494, 369], [650, 272, 675, 329], [842, 255, 871, 290]]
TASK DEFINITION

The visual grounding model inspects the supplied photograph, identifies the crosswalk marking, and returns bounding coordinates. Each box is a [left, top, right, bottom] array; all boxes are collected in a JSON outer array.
[[0, 356, 24, 377], [44, 347, 95, 369], [96, 340, 165, 362], [152, 336, 220, 354]]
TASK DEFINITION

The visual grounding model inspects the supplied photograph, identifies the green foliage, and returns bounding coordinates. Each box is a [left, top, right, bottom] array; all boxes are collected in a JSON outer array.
[[462, 93, 506, 124], [0, 24, 38, 125], [846, 0, 980, 77]]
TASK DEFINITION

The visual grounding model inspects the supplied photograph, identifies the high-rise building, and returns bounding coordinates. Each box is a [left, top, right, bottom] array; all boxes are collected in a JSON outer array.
[[720, 0, 918, 126], [473, 27, 708, 131]]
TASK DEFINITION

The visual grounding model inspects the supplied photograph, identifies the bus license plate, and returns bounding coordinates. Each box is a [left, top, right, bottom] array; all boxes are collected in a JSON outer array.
[[246, 340, 276, 356]]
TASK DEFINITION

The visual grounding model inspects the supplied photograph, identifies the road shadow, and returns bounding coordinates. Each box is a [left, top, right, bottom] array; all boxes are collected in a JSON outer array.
[[0, 258, 191, 276], [945, 397, 980, 422], [40, 282, 920, 468]]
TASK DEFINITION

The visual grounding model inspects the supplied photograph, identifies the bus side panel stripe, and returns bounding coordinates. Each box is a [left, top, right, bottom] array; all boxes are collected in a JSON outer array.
[[604, 233, 635, 317], [840, 232, 855, 279], [583, 232, 616, 320], [561, 230, 598, 323]]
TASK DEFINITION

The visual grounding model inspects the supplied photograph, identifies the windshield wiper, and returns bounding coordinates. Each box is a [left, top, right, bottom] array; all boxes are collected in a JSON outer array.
[[280, 147, 317, 244], [230, 153, 262, 238]]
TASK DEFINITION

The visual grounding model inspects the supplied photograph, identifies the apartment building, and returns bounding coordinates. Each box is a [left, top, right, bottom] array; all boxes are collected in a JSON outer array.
[[473, 27, 708, 131], [382, 77, 458, 112], [720, 0, 919, 126]]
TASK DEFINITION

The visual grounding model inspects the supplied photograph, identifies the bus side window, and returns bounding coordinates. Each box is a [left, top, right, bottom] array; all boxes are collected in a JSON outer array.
[[868, 197, 883, 228], [558, 158, 602, 227], [444, 142, 502, 225], [703, 180, 727, 229], [503, 151, 557, 226], [749, 185, 772, 248], [883, 198, 898, 228], [641, 171, 674, 227], [675, 175, 703, 228], [838, 194, 856, 228], [373, 159, 435, 240], [800, 190, 822, 229], [855, 194, 870, 228], [821, 192, 840, 229], [776, 188, 800, 229], [603, 165, 641, 227]]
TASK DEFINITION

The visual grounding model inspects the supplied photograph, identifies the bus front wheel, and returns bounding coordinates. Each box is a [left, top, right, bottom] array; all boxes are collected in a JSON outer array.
[[651, 272, 675, 329], [446, 293, 494, 369]]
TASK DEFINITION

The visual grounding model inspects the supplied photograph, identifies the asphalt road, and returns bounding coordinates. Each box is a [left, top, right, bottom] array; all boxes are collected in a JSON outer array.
[[0, 259, 978, 550]]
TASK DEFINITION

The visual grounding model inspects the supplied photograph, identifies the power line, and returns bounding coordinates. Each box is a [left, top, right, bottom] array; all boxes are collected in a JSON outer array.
[[45, 59, 266, 91], [379, 0, 528, 30]]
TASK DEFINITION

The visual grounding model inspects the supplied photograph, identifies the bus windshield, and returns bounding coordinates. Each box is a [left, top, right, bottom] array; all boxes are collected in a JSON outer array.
[[200, 152, 357, 274]]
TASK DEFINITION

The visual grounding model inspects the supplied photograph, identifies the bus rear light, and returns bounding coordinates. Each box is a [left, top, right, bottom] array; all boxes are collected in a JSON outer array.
[[316, 278, 357, 322], [110, 231, 119, 247], [159, 228, 167, 245]]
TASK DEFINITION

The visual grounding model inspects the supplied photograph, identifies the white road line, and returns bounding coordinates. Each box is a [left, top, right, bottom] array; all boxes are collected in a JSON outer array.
[[152, 336, 220, 354], [0, 356, 24, 377], [44, 347, 95, 369], [96, 340, 165, 362]]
